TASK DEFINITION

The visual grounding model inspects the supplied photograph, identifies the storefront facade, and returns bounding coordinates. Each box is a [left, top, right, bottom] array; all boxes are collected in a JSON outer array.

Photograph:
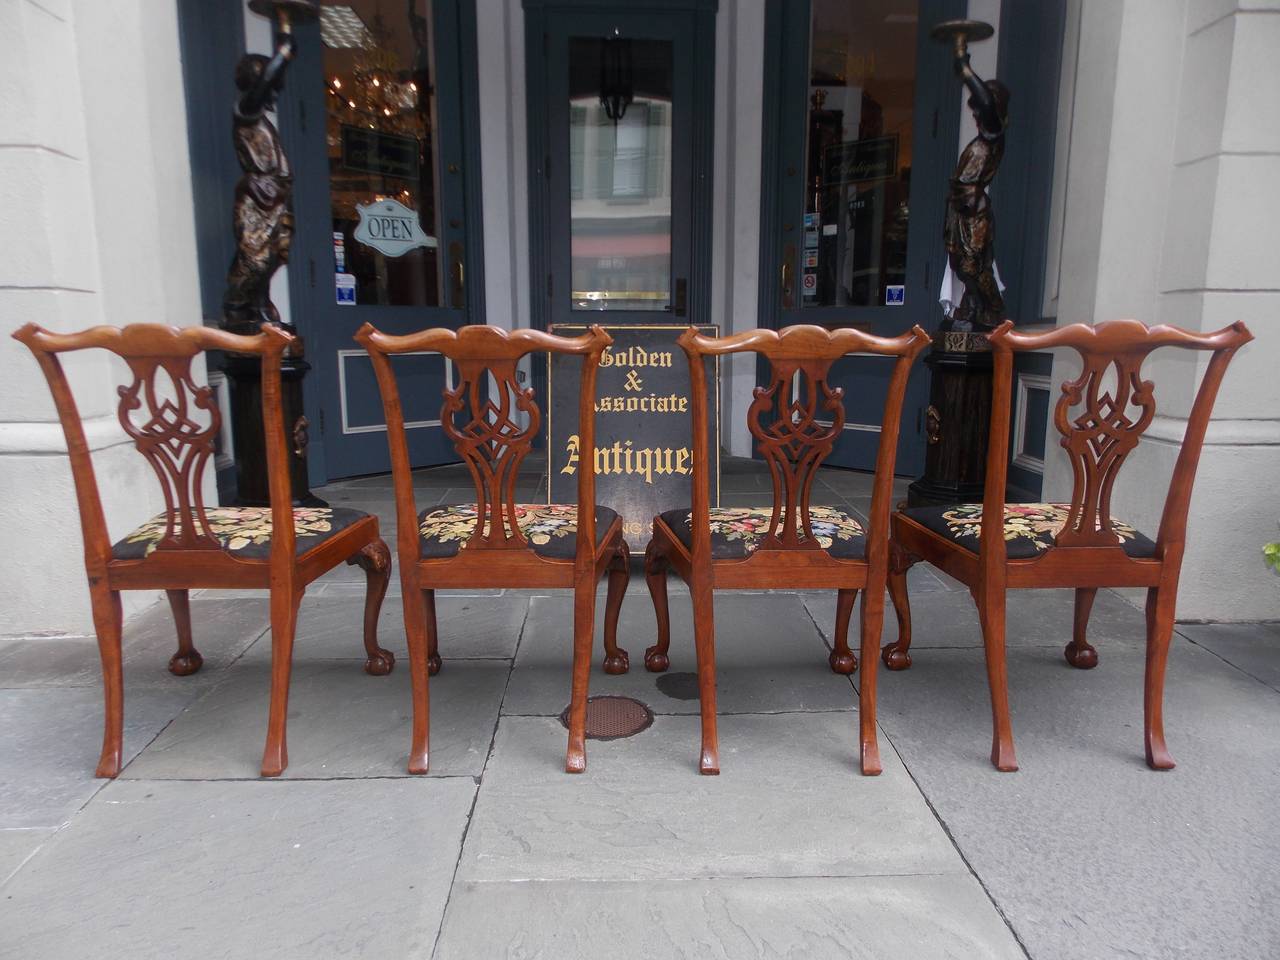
[[2, 0, 1276, 634]]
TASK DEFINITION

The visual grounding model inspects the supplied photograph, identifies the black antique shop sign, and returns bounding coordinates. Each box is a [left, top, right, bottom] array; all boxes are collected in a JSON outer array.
[[548, 325, 720, 543]]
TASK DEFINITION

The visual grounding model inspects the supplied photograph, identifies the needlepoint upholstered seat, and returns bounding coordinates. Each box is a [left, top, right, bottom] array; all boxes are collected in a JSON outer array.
[[418, 503, 620, 560], [901, 502, 1155, 559], [656, 505, 866, 560], [884, 318, 1252, 773], [356, 323, 630, 776], [13, 322, 395, 779], [644, 323, 930, 777], [113, 506, 371, 560]]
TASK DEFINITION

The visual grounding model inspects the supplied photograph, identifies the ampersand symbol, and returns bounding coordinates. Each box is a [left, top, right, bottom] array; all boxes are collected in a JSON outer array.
[[624, 370, 644, 392]]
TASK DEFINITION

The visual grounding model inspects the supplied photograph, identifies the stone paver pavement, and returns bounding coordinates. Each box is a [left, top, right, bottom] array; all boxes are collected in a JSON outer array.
[[1, 459, 1277, 958]]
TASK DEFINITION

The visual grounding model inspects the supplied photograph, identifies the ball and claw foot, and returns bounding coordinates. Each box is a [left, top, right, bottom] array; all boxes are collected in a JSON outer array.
[[603, 649, 630, 675], [1063, 640, 1098, 669], [363, 649, 396, 676], [881, 644, 912, 671], [644, 646, 669, 672], [828, 649, 857, 675], [168, 650, 204, 677], [428, 653, 442, 676]]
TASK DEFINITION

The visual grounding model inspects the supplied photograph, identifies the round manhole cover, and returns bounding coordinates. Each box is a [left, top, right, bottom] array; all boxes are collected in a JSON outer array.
[[655, 671, 700, 701], [559, 695, 654, 740]]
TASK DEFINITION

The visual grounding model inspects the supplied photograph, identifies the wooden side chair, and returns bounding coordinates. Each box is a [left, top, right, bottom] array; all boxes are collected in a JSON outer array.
[[356, 323, 630, 774], [644, 324, 930, 775], [13, 323, 395, 778], [884, 318, 1253, 772]]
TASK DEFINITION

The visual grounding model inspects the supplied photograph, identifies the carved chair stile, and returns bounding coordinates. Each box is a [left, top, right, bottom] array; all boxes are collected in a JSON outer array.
[[12, 322, 395, 778], [884, 319, 1253, 772], [355, 323, 631, 775], [644, 324, 931, 776]]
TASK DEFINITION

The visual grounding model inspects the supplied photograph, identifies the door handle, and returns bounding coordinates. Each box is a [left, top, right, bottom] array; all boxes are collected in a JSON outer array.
[[781, 244, 796, 309], [448, 241, 465, 309], [674, 277, 687, 317]]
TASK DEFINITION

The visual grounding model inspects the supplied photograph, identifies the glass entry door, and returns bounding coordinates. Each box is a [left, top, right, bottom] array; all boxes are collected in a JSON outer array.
[[765, 0, 961, 474], [286, 0, 477, 480], [538, 9, 699, 329]]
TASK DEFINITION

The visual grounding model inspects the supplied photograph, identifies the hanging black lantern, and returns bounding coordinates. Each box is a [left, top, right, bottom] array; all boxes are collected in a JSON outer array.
[[599, 33, 633, 125]]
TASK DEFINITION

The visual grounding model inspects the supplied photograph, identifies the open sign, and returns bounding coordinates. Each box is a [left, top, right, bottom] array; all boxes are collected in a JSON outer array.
[[352, 198, 439, 258]]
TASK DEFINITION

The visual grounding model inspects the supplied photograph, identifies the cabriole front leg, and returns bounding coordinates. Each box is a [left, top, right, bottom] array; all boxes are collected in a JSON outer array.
[[165, 589, 204, 676], [346, 539, 395, 676], [643, 531, 672, 672], [602, 539, 631, 674], [882, 541, 917, 671]]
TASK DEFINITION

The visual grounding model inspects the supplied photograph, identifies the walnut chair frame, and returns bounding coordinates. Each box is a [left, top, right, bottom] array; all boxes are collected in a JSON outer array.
[[884, 318, 1253, 772], [13, 322, 395, 778], [356, 323, 630, 774], [645, 324, 931, 775]]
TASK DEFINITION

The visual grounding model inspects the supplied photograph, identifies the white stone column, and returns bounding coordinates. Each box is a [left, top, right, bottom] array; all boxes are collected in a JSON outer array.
[[0, 0, 206, 635], [1042, 0, 1280, 620]]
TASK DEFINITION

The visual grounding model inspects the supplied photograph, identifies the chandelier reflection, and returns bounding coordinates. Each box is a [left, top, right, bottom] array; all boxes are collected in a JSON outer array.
[[599, 32, 634, 125]]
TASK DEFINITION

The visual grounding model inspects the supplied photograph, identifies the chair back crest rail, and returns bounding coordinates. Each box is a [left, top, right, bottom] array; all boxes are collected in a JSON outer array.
[[12, 323, 296, 576], [356, 324, 612, 562], [678, 324, 930, 561], [984, 318, 1253, 564]]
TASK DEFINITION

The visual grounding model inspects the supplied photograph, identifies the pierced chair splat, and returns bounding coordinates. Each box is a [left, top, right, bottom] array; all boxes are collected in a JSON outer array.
[[355, 323, 631, 775], [884, 318, 1253, 772], [12, 322, 395, 778], [645, 323, 931, 776]]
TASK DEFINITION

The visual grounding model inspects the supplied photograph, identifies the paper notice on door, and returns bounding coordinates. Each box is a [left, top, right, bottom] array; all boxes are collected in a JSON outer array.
[[335, 273, 356, 305]]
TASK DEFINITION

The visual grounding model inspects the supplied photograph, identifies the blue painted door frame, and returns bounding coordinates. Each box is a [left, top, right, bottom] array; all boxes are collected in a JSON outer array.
[[280, 0, 486, 483]]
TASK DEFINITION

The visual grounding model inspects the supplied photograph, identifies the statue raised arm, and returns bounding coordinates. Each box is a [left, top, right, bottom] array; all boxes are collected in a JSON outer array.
[[939, 32, 1011, 333], [222, 32, 298, 334]]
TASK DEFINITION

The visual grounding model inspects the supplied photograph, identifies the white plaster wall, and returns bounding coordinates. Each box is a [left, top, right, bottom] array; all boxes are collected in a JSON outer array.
[[0, 0, 207, 635], [1040, 0, 1280, 620]]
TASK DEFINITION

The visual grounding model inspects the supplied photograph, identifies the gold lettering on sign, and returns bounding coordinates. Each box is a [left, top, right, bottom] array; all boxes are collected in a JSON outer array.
[[593, 394, 689, 414], [560, 434, 693, 485], [599, 347, 673, 369]]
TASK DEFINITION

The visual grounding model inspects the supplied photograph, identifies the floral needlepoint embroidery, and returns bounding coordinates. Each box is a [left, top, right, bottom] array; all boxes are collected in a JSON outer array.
[[940, 503, 1140, 552], [119, 507, 337, 558], [681, 505, 864, 556], [418, 504, 581, 549]]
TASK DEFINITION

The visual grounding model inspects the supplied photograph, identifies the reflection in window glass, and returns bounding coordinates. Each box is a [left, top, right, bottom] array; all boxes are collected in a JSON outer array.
[[321, 0, 440, 307], [568, 37, 672, 311], [804, 0, 917, 309]]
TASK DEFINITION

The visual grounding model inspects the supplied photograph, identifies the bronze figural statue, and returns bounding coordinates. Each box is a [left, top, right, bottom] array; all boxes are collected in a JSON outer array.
[[942, 37, 1010, 333], [223, 34, 298, 335]]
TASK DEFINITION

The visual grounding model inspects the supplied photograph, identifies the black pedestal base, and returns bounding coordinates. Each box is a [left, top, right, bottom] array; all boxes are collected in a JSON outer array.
[[223, 354, 326, 508], [906, 343, 994, 509]]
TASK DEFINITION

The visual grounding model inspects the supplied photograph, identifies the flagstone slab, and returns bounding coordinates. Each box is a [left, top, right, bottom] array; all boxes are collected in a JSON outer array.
[[436, 875, 1024, 960], [875, 641, 1280, 960], [503, 593, 857, 717], [0, 597, 270, 688], [1176, 620, 1280, 692], [121, 658, 507, 780], [0, 686, 195, 829], [459, 713, 962, 883], [0, 829, 55, 887], [0, 778, 474, 960], [237, 593, 527, 663], [804, 586, 1148, 653]]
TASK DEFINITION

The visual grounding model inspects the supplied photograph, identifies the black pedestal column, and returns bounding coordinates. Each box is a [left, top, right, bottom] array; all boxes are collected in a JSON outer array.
[[224, 350, 324, 507], [906, 332, 993, 508]]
